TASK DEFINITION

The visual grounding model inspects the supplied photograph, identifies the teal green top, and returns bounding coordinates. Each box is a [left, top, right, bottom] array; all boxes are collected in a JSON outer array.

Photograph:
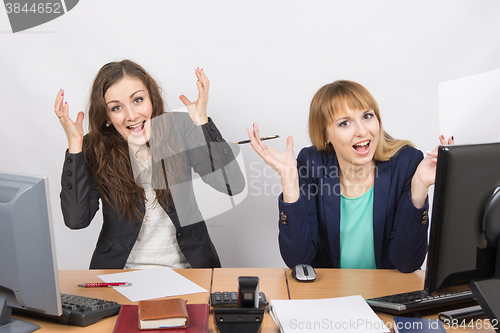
[[339, 186, 377, 269]]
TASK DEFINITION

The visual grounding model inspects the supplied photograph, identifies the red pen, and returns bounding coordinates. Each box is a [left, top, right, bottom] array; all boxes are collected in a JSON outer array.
[[78, 282, 132, 288]]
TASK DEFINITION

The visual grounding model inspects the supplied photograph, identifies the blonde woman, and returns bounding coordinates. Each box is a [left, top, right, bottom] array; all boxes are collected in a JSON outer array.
[[248, 80, 452, 273]]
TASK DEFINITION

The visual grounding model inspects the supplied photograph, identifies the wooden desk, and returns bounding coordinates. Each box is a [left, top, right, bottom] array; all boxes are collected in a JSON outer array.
[[11, 268, 496, 332], [12, 269, 212, 333], [286, 269, 494, 332]]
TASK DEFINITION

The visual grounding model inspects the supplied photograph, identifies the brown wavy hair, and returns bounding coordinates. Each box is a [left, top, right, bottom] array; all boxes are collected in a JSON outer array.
[[84, 60, 181, 220], [308, 80, 414, 162]]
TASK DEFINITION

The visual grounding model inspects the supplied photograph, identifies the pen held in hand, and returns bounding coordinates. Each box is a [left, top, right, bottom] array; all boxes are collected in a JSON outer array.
[[236, 135, 280, 145], [78, 282, 132, 288]]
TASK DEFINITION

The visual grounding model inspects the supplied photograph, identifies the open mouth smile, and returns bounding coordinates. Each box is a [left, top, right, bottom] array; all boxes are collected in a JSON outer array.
[[127, 121, 146, 135], [352, 140, 371, 155]]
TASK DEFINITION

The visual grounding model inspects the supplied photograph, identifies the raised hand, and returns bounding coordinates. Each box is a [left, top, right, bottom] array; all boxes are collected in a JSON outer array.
[[411, 135, 454, 208], [247, 123, 297, 177], [179, 68, 209, 126], [54, 89, 84, 153], [247, 123, 300, 203]]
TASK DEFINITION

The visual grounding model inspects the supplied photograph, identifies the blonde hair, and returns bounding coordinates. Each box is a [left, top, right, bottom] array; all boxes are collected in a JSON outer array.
[[308, 80, 414, 162]]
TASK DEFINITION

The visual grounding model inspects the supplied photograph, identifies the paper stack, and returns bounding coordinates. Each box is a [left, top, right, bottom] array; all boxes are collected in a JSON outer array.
[[269, 295, 390, 333]]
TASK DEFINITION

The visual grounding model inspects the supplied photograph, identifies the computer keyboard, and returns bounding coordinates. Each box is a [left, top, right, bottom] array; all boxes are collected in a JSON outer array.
[[56, 293, 121, 326], [14, 293, 121, 326], [366, 289, 475, 314]]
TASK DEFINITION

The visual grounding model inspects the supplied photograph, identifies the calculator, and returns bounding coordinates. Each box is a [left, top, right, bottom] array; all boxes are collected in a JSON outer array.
[[210, 291, 268, 308]]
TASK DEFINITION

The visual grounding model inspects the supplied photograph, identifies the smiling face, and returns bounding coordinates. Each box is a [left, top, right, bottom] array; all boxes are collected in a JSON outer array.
[[104, 76, 153, 148], [326, 107, 380, 169]]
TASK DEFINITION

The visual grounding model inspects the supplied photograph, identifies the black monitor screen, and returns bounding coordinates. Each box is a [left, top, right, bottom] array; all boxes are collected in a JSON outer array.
[[425, 143, 499, 294]]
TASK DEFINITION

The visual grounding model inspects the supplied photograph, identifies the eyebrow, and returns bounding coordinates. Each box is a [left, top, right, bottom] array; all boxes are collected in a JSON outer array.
[[335, 109, 373, 122], [106, 90, 145, 105], [335, 116, 350, 123]]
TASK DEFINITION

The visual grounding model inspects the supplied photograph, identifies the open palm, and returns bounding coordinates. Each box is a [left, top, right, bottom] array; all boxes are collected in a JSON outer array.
[[54, 89, 84, 153], [247, 123, 297, 178]]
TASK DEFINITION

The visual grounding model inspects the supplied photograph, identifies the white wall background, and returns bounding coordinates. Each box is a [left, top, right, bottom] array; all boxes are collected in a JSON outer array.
[[1, 0, 500, 269]]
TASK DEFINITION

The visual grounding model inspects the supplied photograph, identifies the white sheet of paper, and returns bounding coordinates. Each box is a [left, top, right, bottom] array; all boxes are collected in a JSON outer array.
[[97, 267, 207, 302], [439, 67, 500, 144], [270, 295, 389, 333]]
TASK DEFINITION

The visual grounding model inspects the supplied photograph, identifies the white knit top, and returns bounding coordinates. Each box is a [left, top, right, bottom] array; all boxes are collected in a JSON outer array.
[[124, 160, 191, 269]]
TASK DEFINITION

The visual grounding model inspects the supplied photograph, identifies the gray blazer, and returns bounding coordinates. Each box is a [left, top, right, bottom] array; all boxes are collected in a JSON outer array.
[[60, 113, 244, 269]]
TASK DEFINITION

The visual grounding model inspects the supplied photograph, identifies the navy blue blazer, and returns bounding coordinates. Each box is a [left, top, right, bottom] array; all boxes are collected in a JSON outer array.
[[278, 145, 429, 273]]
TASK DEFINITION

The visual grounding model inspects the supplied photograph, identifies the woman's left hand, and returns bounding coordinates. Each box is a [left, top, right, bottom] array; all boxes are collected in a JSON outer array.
[[411, 135, 454, 208], [180, 68, 210, 126]]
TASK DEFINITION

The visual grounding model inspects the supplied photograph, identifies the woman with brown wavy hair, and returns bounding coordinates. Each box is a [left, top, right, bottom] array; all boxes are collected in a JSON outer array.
[[248, 80, 453, 273], [55, 60, 244, 269]]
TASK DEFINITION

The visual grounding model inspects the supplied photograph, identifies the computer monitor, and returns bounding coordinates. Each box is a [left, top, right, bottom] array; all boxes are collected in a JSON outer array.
[[425, 142, 499, 294], [0, 172, 61, 333], [424, 142, 500, 324]]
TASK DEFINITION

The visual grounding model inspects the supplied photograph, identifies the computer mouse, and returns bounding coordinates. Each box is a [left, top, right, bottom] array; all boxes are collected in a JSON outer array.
[[291, 264, 316, 282]]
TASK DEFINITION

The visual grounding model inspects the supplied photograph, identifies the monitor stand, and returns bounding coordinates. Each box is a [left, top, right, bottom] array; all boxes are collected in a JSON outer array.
[[470, 279, 500, 332], [469, 236, 500, 333], [0, 296, 40, 333]]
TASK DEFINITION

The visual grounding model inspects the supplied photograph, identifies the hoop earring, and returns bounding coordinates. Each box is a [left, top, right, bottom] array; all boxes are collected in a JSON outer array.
[[105, 121, 111, 127]]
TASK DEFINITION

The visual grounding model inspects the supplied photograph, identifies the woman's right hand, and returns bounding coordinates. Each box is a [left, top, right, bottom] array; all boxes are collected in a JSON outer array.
[[54, 89, 84, 154], [411, 135, 455, 209], [247, 123, 300, 202]]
